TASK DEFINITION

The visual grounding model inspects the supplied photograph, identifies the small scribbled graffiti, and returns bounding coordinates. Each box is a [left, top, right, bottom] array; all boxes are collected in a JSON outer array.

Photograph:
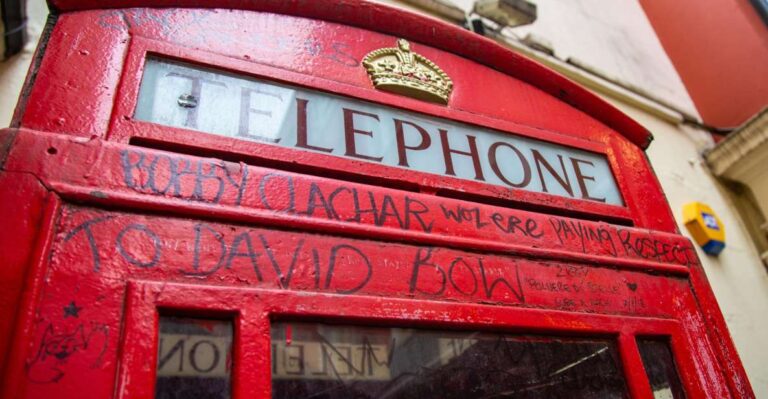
[[26, 321, 109, 383]]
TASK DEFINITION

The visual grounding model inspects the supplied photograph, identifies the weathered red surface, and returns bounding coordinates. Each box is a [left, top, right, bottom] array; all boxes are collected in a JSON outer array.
[[3, 129, 698, 272], [0, 1, 754, 398], [0, 171, 53, 379]]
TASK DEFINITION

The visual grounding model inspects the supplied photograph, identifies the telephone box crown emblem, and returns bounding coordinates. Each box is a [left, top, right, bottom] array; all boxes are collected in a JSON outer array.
[[363, 39, 453, 105]]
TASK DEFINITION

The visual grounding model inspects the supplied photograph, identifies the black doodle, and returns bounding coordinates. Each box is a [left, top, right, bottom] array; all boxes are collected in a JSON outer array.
[[26, 322, 109, 384], [62, 301, 82, 319]]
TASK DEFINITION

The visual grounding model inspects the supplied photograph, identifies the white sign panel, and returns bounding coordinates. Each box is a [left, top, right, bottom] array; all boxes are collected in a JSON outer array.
[[157, 334, 230, 377], [271, 341, 392, 381], [136, 58, 623, 205]]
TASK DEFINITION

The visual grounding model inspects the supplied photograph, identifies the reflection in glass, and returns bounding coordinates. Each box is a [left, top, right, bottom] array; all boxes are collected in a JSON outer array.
[[271, 322, 629, 399], [637, 339, 686, 399], [155, 316, 233, 399]]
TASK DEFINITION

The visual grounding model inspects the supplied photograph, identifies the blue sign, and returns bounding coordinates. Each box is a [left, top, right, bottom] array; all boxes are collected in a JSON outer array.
[[702, 212, 720, 230]]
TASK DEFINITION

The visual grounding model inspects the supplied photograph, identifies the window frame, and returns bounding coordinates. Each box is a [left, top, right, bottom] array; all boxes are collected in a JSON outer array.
[[116, 280, 705, 399]]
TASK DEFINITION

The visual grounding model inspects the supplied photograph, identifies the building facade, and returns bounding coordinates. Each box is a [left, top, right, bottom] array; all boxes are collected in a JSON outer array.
[[1, 0, 766, 396]]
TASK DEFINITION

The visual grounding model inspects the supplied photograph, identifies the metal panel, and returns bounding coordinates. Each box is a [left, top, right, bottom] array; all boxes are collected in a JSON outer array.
[[0, 2, 754, 398]]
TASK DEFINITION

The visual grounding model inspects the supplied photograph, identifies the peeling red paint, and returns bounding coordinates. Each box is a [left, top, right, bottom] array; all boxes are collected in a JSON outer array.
[[0, 2, 753, 398]]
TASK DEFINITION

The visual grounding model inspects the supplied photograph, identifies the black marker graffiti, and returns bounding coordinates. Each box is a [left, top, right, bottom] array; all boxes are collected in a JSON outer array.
[[409, 248, 525, 303], [62, 301, 82, 319], [549, 217, 617, 257], [62, 215, 115, 272], [26, 322, 109, 384]]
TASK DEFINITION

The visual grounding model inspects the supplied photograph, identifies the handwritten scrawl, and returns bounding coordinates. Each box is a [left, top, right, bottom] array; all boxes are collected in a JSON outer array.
[[26, 322, 109, 383]]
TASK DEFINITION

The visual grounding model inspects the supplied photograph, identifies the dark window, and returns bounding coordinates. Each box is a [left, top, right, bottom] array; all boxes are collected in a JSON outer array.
[[271, 322, 629, 399], [155, 316, 233, 399], [637, 338, 686, 399]]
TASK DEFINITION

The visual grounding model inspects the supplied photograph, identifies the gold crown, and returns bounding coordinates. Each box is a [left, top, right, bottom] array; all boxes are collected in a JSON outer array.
[[363, 39, 453, 105]]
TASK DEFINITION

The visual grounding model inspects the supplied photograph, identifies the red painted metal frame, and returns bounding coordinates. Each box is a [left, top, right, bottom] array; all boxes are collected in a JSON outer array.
[[46, 0, 653, 150], [0, 1, 755, 398], [0, 190, 734, 398], [109, 37, 635, 225], [2, 129, 699, 274], [0, 175, 57, 381], [15, 6, 679, 231], [116, 281, 707, 399]]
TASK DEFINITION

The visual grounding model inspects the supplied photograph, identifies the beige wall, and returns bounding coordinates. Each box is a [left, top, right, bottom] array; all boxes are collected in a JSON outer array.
[[436, 0, 699, 118], [2, 0, 767, 395]]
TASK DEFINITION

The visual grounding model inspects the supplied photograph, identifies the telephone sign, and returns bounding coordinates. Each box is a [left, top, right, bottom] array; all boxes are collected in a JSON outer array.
[[0, 1, 753, 399], [136, 58, 623, 205]]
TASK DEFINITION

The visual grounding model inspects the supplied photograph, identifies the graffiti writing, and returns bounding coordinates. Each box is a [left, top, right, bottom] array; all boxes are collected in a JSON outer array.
[[440, 203, 544, 238], [121, 150, 434, 233], [26, 321, 109, 384], [54, 207, 687, 317], [617, 229, 694, 265], [114, 148, 697, 269], [549, 217, 617, 256], [59, 210, 526, 305], [409, 248, 525, 302]]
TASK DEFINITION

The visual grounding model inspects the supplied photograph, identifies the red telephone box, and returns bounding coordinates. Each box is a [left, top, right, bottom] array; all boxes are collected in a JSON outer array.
[[0, 1, 755, 398]]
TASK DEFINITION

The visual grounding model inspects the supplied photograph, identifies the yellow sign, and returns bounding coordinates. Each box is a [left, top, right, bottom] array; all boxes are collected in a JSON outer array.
[[363, 39, 453, 104], [683, 202, 725, 255]]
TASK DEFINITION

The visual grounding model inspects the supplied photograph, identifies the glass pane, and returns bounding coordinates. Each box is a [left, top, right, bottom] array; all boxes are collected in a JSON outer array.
[[271, 322, 629, 399], [637, 339, 686, 399], [156, 316, 233, 399], [135, 57, 624, 206]]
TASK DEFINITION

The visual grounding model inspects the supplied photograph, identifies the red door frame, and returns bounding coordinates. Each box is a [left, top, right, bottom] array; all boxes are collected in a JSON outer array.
[[116, 281, 706, 399], [0, 1, 754, 398]]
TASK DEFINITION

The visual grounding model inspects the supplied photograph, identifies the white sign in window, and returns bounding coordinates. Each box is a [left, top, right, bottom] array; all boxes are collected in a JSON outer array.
[[156, 316, 232, 399], [136, 58, 624, 205]]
